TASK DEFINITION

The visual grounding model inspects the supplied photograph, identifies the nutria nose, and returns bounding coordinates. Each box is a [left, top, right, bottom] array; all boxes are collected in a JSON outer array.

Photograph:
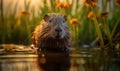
[[55, 28, 62, 32]]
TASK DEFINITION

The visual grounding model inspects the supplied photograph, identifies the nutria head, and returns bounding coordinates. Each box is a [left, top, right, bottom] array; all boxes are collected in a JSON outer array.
[[42, 13, 68, 39], [32, 13, 71, 52]]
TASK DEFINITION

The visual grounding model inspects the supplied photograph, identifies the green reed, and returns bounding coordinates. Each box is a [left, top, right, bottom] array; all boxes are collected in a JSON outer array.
[[0, 0, 119, 48]]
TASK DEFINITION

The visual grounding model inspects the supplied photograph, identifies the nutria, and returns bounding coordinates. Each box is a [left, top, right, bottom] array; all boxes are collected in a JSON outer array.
[[32, 13, 71, 53]]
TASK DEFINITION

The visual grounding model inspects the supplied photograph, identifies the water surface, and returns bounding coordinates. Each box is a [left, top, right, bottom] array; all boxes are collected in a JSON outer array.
[[0, 45, 120, 71]]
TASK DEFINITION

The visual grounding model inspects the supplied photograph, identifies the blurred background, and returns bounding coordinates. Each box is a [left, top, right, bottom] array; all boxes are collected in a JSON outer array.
[[0, 0, 120, 71], [0, 0, 120, 48]]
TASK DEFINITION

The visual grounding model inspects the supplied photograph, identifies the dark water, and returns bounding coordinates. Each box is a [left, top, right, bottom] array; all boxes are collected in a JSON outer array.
[[0, 48, 120, 71], [0, 53, 89, 71]]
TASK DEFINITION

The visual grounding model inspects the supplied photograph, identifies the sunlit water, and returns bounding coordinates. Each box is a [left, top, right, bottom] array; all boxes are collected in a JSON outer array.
[[0, 45, 120, 71], [0, 55, 38, 71], [0, 53, 89, 71]]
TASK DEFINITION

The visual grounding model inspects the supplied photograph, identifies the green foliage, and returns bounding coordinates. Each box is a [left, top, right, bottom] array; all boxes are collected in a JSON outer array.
[[0, 0, 120, 48]]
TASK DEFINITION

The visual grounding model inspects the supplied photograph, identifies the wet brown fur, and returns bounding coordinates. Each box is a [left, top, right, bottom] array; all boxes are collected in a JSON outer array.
[[32, 13, 71, 52]]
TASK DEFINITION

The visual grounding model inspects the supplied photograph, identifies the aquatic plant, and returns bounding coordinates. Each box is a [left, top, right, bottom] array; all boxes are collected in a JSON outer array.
[[0, 0, 119, 49]]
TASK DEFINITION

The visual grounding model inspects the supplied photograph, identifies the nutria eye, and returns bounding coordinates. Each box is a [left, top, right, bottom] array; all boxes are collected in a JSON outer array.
[[49, 20, 52, 22], [63, 20, 65, 23]]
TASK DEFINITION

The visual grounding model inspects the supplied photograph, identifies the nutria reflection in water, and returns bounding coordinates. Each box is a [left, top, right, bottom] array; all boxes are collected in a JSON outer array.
[[37, 51, 70, 71]]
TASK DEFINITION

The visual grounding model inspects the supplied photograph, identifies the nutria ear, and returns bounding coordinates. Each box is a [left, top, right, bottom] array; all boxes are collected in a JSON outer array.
[[43, 14, 49, 21], [64, 15, 67, 21]]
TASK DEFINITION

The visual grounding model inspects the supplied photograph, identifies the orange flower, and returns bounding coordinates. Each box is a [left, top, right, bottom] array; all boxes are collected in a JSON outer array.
[[82, 0, 90, 4], [91, 1, 98, 7], [56, 2, 71, 9], [18, 11, 30, 19], [82, 0, 90, 7], [70, 18, 79, 24], [87, 11, 94, 19], [83, 0, 98, 7], [56, 2, 63, 8], [63, 2, 71, 9], [115, 0, 120, 5], [20, 11, 30, 15]]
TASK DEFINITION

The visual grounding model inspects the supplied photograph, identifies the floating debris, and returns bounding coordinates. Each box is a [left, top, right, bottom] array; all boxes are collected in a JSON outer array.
[[0, 44, 36, 54]]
